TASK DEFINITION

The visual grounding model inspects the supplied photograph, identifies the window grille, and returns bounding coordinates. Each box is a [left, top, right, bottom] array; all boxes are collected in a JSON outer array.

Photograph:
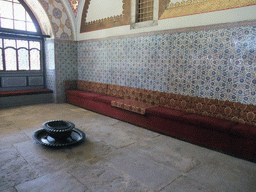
[[131, 0, 158, 29], [0, 38, 41, 71], [0, 0, 37, 32], [136, 0, 154, 23]]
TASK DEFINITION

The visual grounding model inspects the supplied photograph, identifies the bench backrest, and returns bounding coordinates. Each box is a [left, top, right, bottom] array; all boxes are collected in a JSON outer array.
[[64, 80, 256, 126]]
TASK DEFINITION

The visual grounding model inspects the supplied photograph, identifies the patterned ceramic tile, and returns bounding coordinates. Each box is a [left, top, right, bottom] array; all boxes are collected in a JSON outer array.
[[55, 40, 78, 102], [45, 39, 56, 100], [77, 24, 256, 105]]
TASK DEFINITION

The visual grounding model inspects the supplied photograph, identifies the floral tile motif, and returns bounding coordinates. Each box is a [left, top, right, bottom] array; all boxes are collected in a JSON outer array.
[[39, 0, 73, 39], [55, 40, 78, 102], [78, 23, 256, 106]]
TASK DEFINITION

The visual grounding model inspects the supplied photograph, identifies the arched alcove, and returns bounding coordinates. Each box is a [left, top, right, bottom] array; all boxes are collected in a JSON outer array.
[[23, 0, 59, 102], [23, 0, 77, 103], [23, 0, 54, 37]]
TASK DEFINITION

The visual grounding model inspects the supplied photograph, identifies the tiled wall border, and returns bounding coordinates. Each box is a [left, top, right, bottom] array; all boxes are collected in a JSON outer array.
[[79, 19, 256, 43]]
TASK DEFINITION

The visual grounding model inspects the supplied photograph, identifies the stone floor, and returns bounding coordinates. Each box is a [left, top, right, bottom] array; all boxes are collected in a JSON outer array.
[[1, 103, 256, 192]]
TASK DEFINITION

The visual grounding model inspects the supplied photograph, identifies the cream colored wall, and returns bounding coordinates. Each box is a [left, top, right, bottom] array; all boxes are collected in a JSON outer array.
[[86, 0, 123, 22], [168, 0, 183, 4], [76, 5, 256, 41]]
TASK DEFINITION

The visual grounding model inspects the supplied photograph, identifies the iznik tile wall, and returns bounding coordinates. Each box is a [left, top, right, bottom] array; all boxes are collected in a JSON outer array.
[[78, 23, 256, 105], [55, 40, 78, 102], [45, 39, 56, 93]]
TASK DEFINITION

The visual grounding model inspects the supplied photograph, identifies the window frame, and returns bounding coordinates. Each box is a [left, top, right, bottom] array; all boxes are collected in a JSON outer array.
[[0, 35, 43, 72], [130, 0, 159, 29], [0, 0, 49, 91], [0, 0, 42, 34]]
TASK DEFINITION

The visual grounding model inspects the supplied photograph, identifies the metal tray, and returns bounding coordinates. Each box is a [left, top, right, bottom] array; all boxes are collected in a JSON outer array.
[[33, 128, 85, 147]]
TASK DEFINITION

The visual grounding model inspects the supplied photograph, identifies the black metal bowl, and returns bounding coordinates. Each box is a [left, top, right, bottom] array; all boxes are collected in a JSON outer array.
[[33, 128, 85, 147], [43, 120, 75, 139]]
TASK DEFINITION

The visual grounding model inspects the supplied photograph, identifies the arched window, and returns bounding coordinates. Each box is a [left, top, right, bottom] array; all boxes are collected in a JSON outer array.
[[0, 0, 49, 91]]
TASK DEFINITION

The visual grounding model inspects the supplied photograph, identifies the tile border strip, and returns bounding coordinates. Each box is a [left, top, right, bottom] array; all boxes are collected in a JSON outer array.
[[78, 19, 256, 43]]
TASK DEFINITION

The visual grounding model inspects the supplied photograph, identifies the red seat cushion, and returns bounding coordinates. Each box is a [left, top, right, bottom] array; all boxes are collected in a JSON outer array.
[[235, 124, 256, 140], [66, 90, 81, 96], [0, 89, 53, 97], [95, 95, 120, 105], [182, 114, 237, 133], [66, 90, 101, 100], [111, 99, 154, 115], [146, 107, 187, 120], [229, 124, 251, 138], [250, 126, 256, 140]]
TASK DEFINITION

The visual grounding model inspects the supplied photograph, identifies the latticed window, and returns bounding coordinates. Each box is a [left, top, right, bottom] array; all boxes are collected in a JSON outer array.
[[136, 0, 154, 23], [0, 0, 41, 72], [131, 0, 158, 29], [0, 38, 41, 71], [0, 0, 36, 31], [0, 0, 48, 91]]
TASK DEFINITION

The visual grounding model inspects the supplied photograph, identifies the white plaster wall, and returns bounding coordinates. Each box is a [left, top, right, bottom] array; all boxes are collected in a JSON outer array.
[[77, 5, 256, 41], [86, 0, 123, 22]]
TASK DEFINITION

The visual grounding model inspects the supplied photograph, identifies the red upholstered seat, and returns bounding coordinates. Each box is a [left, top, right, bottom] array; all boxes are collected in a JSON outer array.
[[66, 90, 82, 96], [111, 99, 155, 115], [146, 106, 187, 120], [66, 90, 101, 100], [182, 114, 237, 133], [229, 123, 251, 138], [250, 126, 256, 140], [95, 95, 120, 105], [230, 124, 256, 140], [64, 80, 256, 162], [0, 89, 53, 97]]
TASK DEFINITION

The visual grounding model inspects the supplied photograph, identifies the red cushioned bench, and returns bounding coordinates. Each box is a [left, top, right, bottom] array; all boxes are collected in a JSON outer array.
[[0, 89, 53, 108], [65, 80, 256, 162], [0, 89, 53, 97]]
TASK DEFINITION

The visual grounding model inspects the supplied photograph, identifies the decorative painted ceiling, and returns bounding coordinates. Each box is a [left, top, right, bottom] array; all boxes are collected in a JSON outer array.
[[67, 0, 79, 17], [30, 0, 256, 39], [39, 0, 73, 39]]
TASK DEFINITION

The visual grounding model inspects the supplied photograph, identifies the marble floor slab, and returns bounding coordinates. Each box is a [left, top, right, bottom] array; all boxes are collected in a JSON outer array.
[[15, 171, 88, 192], [0, 103, 256, 192], [0, 147, 39, 191]]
